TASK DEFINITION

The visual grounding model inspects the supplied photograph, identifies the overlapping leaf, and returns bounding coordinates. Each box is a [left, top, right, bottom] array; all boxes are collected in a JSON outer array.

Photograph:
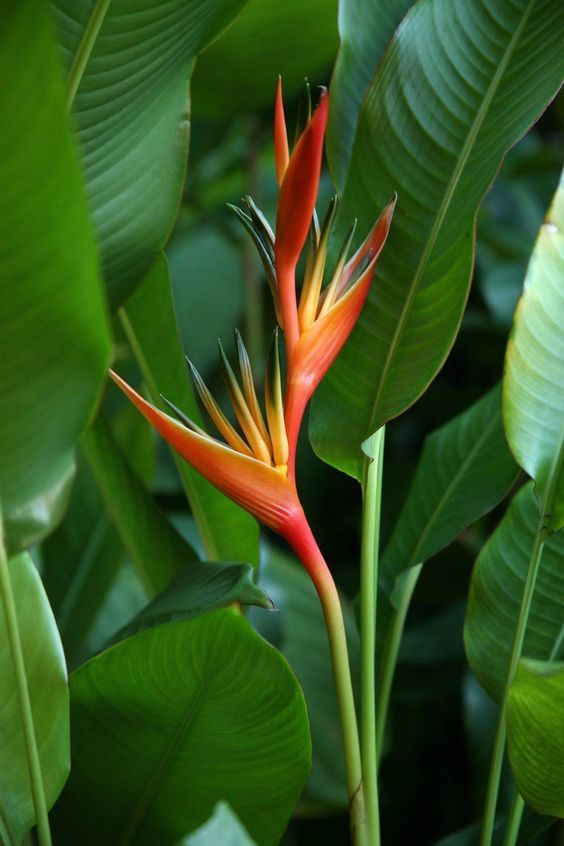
[[381, 385, 518, 598], [0, 553, 69, 844], [51, 0, 250, 308], [503, 170, 564, 533], [0, 0, 110, 551], [464, 483, 564, 703], [311, 0, 564, 478], [53, 610, 311, 845]]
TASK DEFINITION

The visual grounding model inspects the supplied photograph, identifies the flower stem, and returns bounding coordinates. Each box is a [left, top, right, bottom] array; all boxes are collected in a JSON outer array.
[[376, 562, 422, 763], [479, 513, 547, 846], [501, 792, 524, 846], [359, 428, 385, 846], [287, 517, 367, 845], [0, 522, 53, 846]]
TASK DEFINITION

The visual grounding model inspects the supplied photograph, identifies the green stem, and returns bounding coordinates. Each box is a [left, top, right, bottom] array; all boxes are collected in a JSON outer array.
[[0, 523, 53, 846], [501, 792, 524, 846], [288, 519, 367, 845], [376, 562, 423, 763], [66, 0, 112, 110], [360, 428, 385, 846], [480, 513, 547, 846]]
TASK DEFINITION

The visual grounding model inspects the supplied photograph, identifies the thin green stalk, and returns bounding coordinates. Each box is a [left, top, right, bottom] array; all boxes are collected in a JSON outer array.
[[66, 0, 112, 110], [376, 562, 423, 762], [480, 515, 546, 846], [360, 428, 385, 846], [0, 522, 52, 846]]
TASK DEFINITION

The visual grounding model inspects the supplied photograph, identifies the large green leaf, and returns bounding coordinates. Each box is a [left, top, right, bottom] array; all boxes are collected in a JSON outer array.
[[121, 255, 259, 565], [251, 547, 359, 812], [51, 0, 250, 309], [109, 560, 272, 645], [0, 0, 110, 551], [503, 170, 564, 534], [53, 610, 311, 845], [464, 483, 564, 703], [507, 659, 564, 818], [81, 414, 198, 596], [311, 0, 564, 478], [381, 385, 518, 597], [191, 0, 338, 118], [0, 552, 69, 844], [326, 0, 414, 190]]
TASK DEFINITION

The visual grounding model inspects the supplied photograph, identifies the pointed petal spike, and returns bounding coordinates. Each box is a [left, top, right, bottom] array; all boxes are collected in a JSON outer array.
[[218, 341, 272, 464], [265, 329, 289, 468], [293, 78, 312, 147], [317, 218, 358, 318], [186, 357, 253, 457], [235, 330, 272, 450], [243, 195, 275, 249], [299, 194, 340, 331], [160, 395, 209, 438]]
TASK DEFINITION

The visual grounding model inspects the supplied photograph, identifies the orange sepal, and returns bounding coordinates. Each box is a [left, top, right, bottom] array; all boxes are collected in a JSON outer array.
[[109, 371, 301, 534], [274, 77, 290, 186]]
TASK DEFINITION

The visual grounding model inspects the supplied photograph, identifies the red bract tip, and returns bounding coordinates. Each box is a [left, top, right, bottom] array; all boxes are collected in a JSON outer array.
[[274, 77, 289, 187]]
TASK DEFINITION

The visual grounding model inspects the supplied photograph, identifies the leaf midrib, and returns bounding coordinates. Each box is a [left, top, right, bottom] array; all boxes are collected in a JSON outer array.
[[366, 0, 536, 434], [120, 680, 208, 844]]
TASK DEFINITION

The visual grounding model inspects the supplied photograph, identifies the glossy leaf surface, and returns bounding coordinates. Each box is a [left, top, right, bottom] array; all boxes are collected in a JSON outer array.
[[121, 256, 259, 565], [54, 611, 311, 845], [191, 0, 338, 117], [507, 659, 564, 817], [0, 0, 110, 551], [51, 0, 250, 308], [465, 483, 564, 702], [327, 0, 414, 190], [381, 386, 518, 598], [0, 553, 69, 844], [503, 170, 564, 533], [110, 560, 272, 645], [311, 0, 564, 477]]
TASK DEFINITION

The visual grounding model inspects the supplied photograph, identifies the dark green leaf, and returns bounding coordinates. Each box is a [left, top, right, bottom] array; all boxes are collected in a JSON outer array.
[[311, 0, 564, 477], [110, 560, 273, 645], [121, 255, 259, 565], [464, 483, 564, 703], [54, 610, 311, 845], [326, 0, 414, 190], [81, 413, 198, 596], [507, 659, 564, 817], [381, 386, 518, 598], [191, 0, 338, 118], [251, 547, 359, 812], [51, 0, 250, 308], [0, 0, 110, 551], [503, 170, 564, 533], [0, 552, 69, 844]]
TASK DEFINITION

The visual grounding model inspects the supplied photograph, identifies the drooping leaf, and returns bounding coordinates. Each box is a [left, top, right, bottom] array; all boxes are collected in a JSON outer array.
[[311, 0, 564, 478], [503, 170, 564, 533], [250, 547, 359, 812], [184, 802, 257, 845], [464, 483, 564, 703], [81, 413, 198, 596], [0, 552, 69, 844], [51, 0, 251, 308], [326, 0, 414, 190], [381, 385, 518, 598], [507, 659, 564, 818], [109, 560, 273, 645], [191, 0, 338, 118], [53, 610, 311, 846], [121, 255, 259, 565], [0, 0, 110, 552]]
